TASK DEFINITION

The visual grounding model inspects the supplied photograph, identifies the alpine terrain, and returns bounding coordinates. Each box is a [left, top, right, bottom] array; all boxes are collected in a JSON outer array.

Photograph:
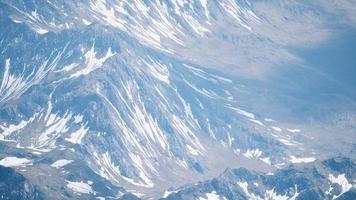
[[0, 0, 356, 199]]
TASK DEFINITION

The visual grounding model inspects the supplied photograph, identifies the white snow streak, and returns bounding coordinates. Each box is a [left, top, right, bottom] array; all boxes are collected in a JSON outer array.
[[287, 128, 301, 133], [0, 51, 64, 104], [0, 114, 36, 140], [65, 125, 89, 144], [289, 156, 316, 163]]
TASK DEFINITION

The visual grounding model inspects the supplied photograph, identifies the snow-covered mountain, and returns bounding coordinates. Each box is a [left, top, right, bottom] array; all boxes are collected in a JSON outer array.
[[0, 0, 355, 199], [162, 157, 356, 200]]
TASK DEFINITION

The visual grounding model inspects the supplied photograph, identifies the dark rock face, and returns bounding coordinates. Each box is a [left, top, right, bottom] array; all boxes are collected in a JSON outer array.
[[0, 166, 43, 200]]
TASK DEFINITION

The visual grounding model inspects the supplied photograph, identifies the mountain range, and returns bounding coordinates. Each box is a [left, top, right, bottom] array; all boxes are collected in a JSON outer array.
[[0, 0, 355, 199]]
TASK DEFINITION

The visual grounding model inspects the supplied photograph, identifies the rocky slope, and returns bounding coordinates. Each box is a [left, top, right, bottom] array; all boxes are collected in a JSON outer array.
[[162, 157, 356, 200], [0, 0, 355, 199]]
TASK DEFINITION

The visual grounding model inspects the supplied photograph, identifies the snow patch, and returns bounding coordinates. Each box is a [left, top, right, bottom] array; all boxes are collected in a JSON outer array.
[[265, 187, 299, 200], [0, 157, 31, 167], [264, 118, 275, 122], [66, 181, 94, 194], [287, 128, 301, 133], [34, 27, 49, 34], [271, 126, 282, 132], [82, 19, 92, 25], [199, 191, 226, 200], [243, 149, 262, 159], [237, 182, 262, 200], [69, 45, 115, 79], [328, 174, 353, 199], [249, 119, 264, 126], [260, 157, 271, 165], [290, 156, 316, 163], [51, 159, 73, 169], [163, 190, 178, 198]]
